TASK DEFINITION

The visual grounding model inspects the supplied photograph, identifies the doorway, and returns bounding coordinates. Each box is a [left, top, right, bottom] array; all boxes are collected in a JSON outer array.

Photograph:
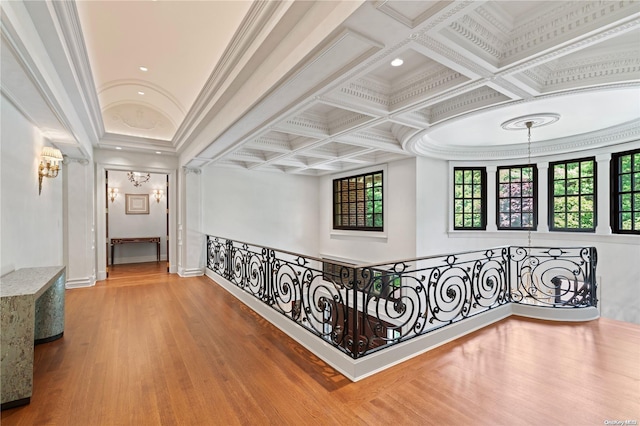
[[105, 170, 169, 280]]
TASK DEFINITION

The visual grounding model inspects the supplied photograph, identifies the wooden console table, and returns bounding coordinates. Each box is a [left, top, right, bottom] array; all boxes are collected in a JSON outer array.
[[110, 237, 161, 265], [1, 266, 66, 410]]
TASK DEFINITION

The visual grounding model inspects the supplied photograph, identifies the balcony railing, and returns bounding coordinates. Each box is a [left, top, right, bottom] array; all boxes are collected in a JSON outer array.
[[206, 236, 597, 360]]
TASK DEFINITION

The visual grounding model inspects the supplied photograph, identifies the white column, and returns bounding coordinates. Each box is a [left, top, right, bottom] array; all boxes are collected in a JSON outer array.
[[63, 159, 96, 287], [537, 162, 549, 233], [178, 167, 204, 277], [596, 153, 612, 235], [486, 165, 497, 231]]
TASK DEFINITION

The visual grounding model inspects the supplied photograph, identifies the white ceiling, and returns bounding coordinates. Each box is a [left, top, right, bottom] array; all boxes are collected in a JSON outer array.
[[76, 1, 252, 141], [3, 1, 640, 173]]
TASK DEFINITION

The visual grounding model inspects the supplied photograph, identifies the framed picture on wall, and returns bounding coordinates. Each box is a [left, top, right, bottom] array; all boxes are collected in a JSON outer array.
[[125, 194, 149, 214]]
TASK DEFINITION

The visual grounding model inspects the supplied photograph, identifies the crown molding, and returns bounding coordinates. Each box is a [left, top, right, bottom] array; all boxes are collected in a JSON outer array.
[[50, 0, 104, 143], [1, 4, 78, 145], [172, 1, 291, 152]]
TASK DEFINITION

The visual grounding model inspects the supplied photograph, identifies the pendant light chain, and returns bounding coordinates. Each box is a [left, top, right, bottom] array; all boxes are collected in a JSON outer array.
[[526, 121, 532, 252]]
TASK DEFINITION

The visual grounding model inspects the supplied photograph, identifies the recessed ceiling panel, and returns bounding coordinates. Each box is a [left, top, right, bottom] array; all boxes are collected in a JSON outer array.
[[424, 86, 640, 147], [103, 103, 175, 141]]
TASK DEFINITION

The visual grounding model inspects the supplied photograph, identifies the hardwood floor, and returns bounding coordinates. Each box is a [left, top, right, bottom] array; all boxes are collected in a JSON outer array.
[[2, 262, 639, 425]]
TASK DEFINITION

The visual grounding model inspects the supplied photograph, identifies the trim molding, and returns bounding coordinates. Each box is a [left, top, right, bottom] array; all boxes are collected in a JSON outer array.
[[65, 276, 96, 288], [178, 267, 205, 278]]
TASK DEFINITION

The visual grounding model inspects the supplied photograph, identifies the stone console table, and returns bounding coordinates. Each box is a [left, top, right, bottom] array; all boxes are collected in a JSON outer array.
[[1, 266, 65, 410]]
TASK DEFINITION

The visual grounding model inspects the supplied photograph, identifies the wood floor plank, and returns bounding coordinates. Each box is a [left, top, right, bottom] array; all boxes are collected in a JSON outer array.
[[2, 262, 639, 425]]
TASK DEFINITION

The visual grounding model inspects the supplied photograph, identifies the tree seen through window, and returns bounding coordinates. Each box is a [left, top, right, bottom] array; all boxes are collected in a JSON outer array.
[[550, 158, 596, 231], [612, 149, 640, 234], [453, 167, 486, 230]]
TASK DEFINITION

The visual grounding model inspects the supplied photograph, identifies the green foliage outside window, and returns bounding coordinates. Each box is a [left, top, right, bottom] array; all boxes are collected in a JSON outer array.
[[612, 149, 640, 233], [550, 158, 596, 231], [453, 167, 486, 230]]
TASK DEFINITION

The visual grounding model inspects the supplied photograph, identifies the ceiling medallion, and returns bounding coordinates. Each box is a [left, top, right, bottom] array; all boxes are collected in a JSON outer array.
[[500, 113, 560, 131], [128, 171, 150, 187]]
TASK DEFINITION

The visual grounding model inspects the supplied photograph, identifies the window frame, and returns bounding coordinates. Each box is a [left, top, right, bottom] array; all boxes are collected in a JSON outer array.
[[610, 148, 640, 235], [453, 167, 487, 231], [496, 164, 538, 231], [548, 156, 597, 232], [333, 170, 384, 232]]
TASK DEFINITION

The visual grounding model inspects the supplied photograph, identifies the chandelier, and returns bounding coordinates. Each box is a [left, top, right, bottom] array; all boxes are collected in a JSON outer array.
[[127, 171, 150, 187]]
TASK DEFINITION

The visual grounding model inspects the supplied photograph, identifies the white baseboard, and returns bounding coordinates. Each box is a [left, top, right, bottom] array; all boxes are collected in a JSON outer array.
[[512, 304, 599, 321], [66, 276, 96, 288], [178, 267, 204, 277]]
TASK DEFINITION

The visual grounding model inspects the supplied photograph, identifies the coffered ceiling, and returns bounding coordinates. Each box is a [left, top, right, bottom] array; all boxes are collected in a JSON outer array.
[[2, 1, 639, 174]]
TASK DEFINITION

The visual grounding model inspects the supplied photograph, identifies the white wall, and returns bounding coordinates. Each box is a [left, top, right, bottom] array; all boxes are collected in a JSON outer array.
[[107, 170, 167, 264], [201, 166, 319, 256], [318, 159, 417, 263], [1, 96, 64, 275]]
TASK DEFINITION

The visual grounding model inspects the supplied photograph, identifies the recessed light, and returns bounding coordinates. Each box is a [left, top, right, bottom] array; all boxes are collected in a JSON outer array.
[[138, 91, 145, 95], [391, 58, 403, 67], [155, 151, 161, 155], [115, 147, 122, 150], [139, 66, 148, 72]]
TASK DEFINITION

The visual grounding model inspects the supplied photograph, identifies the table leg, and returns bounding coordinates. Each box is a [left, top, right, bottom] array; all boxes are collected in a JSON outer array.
[[111, 244, 114, 266]]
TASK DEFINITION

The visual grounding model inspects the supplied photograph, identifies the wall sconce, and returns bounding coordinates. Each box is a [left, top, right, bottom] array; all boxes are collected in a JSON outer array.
[[38, 147, 63, 195], [152, 189, 164, 203], [108, 187, 119, 203]]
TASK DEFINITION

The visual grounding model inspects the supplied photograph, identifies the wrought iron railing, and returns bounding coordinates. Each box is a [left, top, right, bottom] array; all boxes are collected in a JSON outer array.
[[206, 236, 597, 359]]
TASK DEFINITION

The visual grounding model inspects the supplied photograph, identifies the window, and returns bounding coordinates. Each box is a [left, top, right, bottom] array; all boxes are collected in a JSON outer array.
[[453, 167, 486, 230], [333, 170, 383, 231], [496, 165, 537, 230], [549, 157, 596, 231], [611, 149, 640, 234]]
